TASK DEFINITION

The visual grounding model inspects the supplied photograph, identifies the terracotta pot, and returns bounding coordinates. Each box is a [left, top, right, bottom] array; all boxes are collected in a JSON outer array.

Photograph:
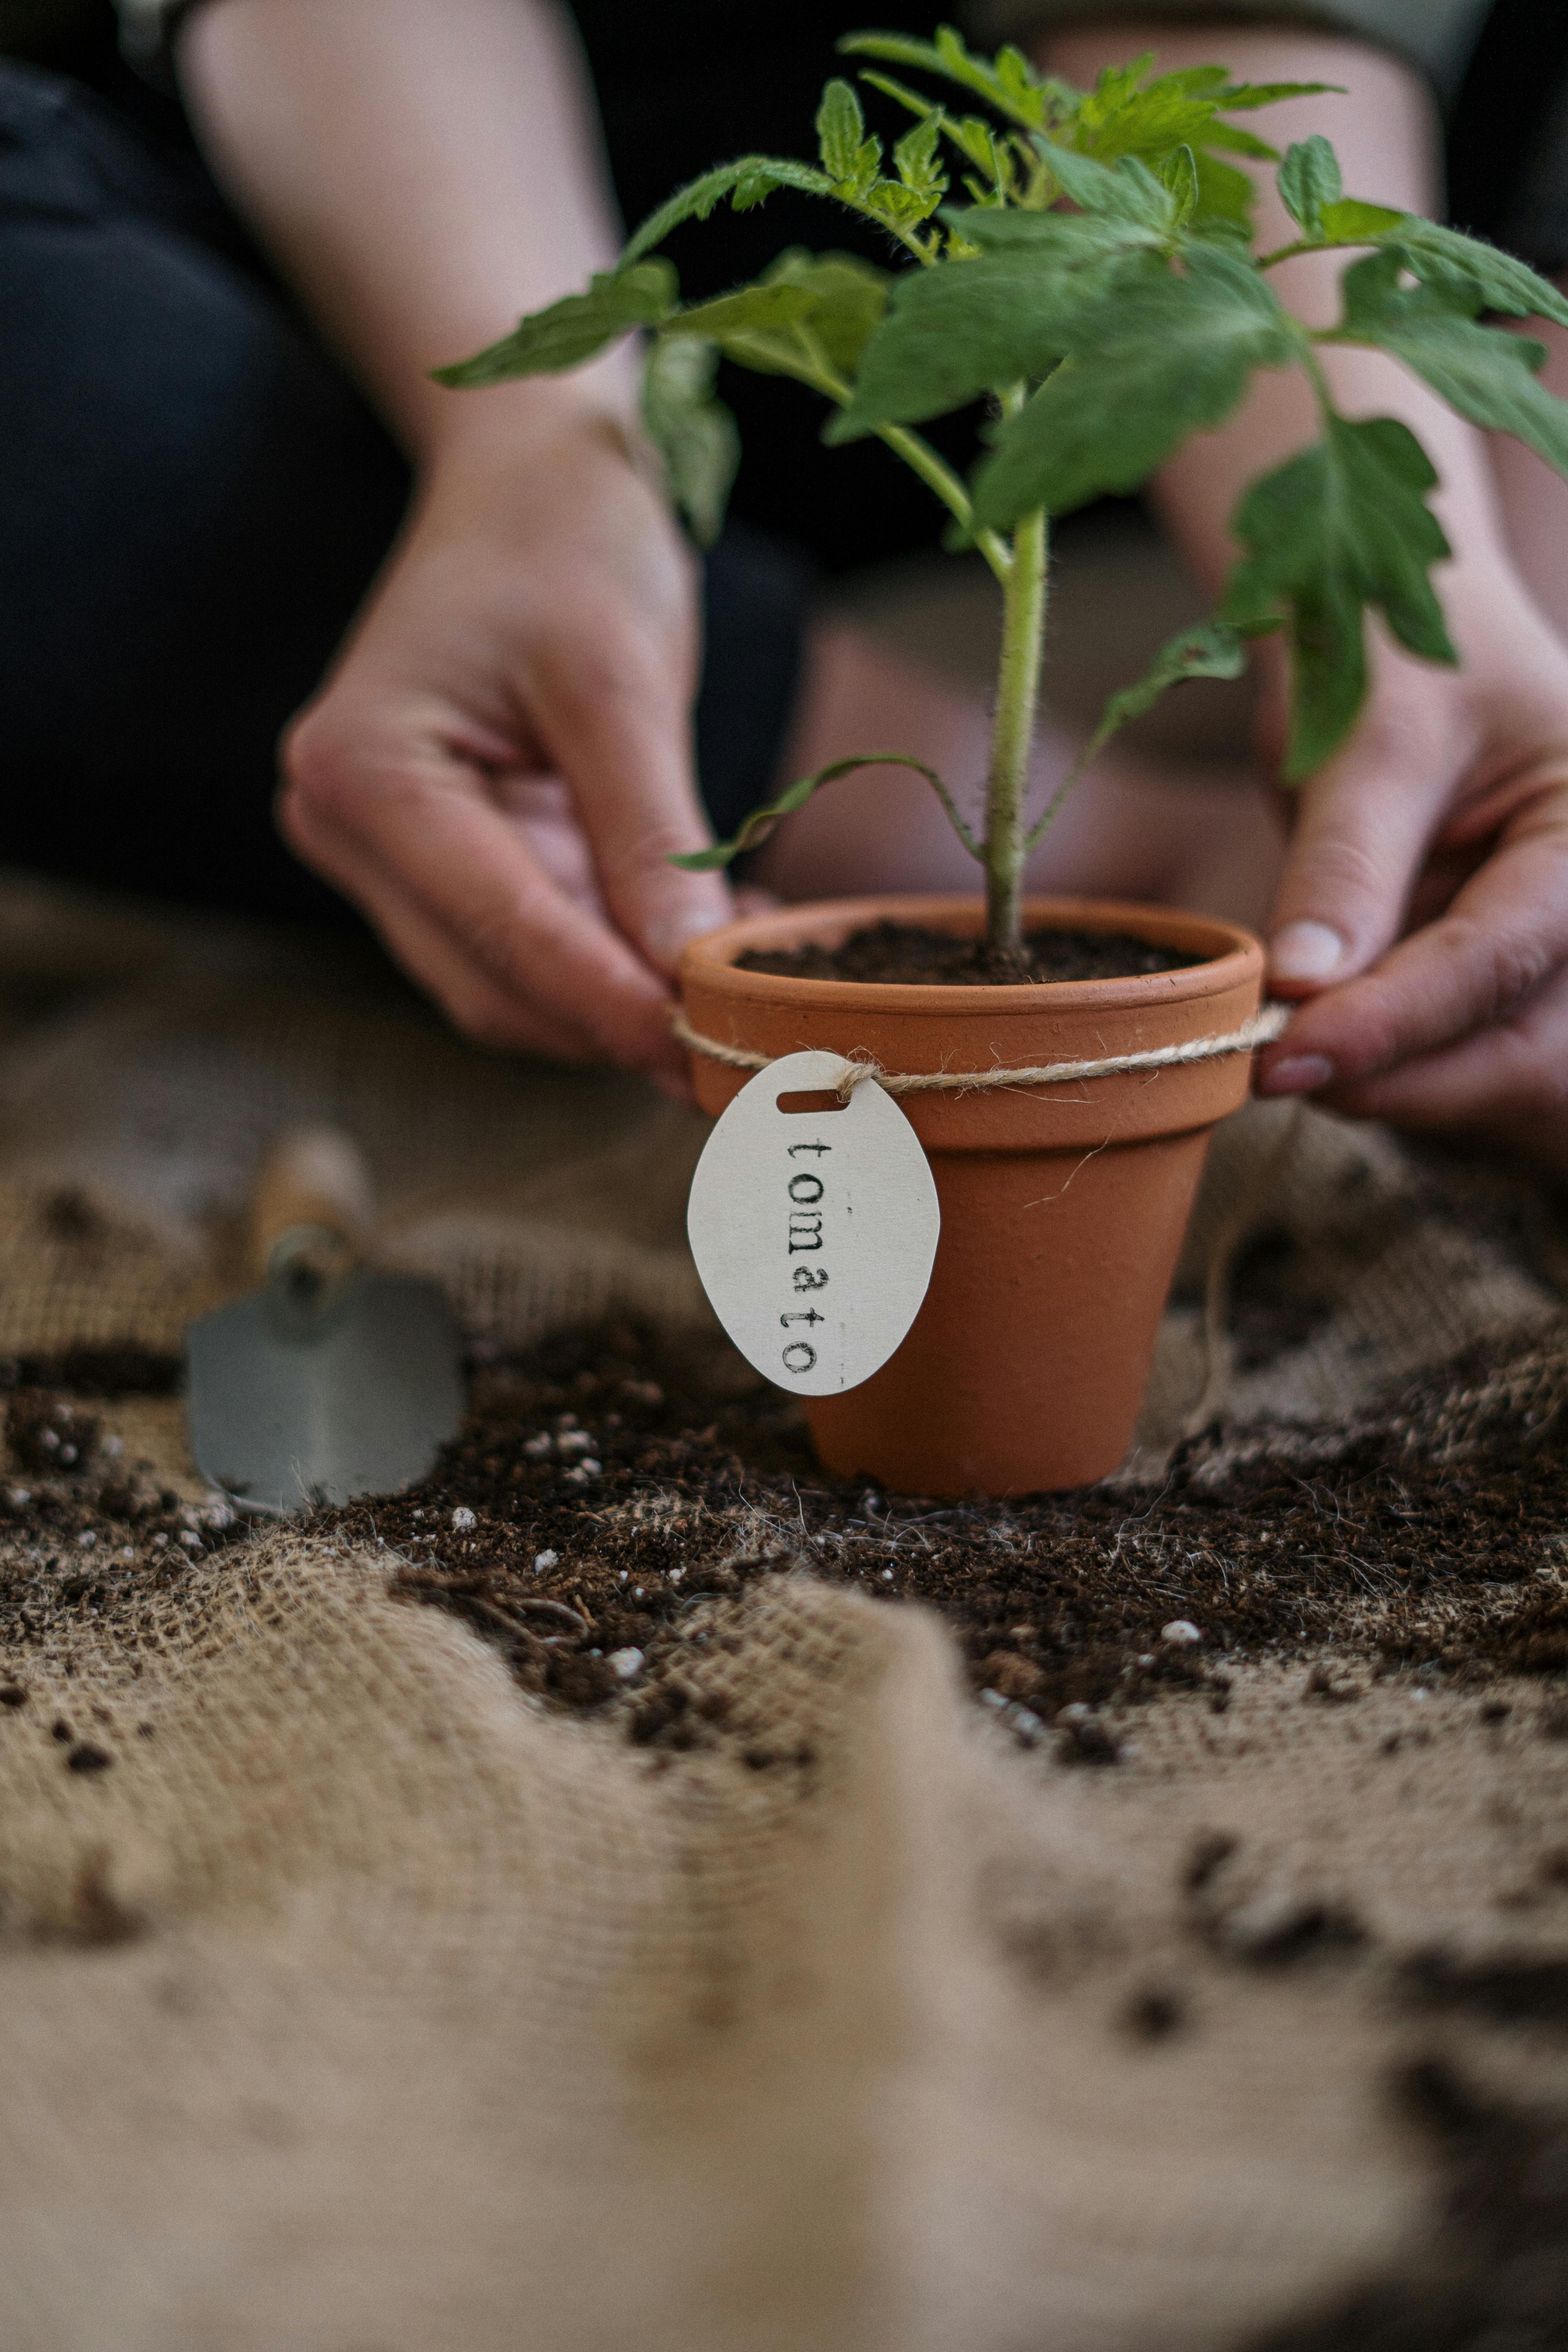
[[679, 895, 1264, 1497]]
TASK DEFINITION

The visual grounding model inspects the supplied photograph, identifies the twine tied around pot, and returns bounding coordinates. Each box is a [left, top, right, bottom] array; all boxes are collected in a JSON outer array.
[[671, 1001, 1292, 1102]]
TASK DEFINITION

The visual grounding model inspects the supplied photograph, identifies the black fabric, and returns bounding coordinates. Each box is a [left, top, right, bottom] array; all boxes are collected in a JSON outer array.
[[0, 53, 809, 924], [1448, 0, 1568, 274], [0, 62, 407, 923]]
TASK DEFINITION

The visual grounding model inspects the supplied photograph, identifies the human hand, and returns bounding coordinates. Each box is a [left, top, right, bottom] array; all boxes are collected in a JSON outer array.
[[279, 393, 732, 1094], [1253, 572, 1568, 1172]]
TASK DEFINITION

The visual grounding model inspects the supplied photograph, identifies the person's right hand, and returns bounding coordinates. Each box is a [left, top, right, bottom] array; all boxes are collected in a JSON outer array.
[[278, 390, 733, 1094]]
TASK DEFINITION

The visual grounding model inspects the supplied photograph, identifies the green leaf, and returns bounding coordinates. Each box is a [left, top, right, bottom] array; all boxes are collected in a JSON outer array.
[[1076, 82, 1223, 166], [1024, 619, 1252, 851], [733, 165, 786, 210], [1262, 190, 1568, 326], [1216, 79, 1345, 111], [858, 178, 944, 235], [951, 113, 1009, 187], [837, 25, 1045, 130], [1076, 53, 1151, 128], [995, 43, 1044, 115], [433, 262, 677, 387], [763, 250, 889, 375], [1160, 144, 1200, 229], [1190, 149, 1255, 230], [858, 67, 938, 122], [620, 160, 830, 265], [1096, 617, 1250, 729], [1033, 139, 1177, 229], [818, 78, 866, 180], [817, 77, 883, 191], [1152, 65, 1232, 98], [1202, 123, 1279, 160], [669, 752, 976, 869], [1378, 217, 1568, 330], [1220, 413, 1456, 778], [829, 230, 1161, 439], [859, 69, 1007, 196], [1070, 58, 1311, 171], [1333, 249, 1568, 480], [640, 338, 738, 547], [973, 246, 1301, 524], [1316, 196, 1404, 240], [663, 283, 820, 345], [655, 254, 890, 399], [943, 202, 1134, 252], [1277, 135, 1341, 236], [894, 109, 946, 198]]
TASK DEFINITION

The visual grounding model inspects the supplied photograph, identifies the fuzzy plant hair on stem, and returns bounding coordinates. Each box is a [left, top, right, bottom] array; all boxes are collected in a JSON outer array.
[[438, 25, 1568, 965]]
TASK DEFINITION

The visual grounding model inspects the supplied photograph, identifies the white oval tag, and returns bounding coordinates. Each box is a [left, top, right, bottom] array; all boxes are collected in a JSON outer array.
[[686, 1049, 940, 1397]]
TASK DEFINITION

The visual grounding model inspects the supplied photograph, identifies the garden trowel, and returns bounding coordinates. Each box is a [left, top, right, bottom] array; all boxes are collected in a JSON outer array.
[[186, 1127, 465, 1514]]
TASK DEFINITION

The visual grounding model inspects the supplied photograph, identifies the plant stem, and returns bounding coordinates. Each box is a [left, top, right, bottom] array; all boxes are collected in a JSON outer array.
[[983, 497, 1047, 956], [790, 329, 1014, 584], [876, 425, 1013, 583]]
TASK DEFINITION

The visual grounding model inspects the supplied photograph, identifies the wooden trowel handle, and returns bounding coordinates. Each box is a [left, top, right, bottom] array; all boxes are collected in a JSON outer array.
[[249, 1126, 375, 1287]]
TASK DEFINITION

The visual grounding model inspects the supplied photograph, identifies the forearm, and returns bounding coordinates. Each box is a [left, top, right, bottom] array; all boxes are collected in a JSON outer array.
[[1040, 24, 1514, 595], [178, 0, 633, 460]]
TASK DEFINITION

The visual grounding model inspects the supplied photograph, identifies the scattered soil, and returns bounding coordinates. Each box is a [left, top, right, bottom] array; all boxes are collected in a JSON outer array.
[[2, 1319, 1567, 1761], [1250, 2056, 1568, 2350], [0, 1348, 182, 1399], [736, 918, 1204, 988], [5, 1330, 1568, 2339], [341, 1316, 1568, 1743]]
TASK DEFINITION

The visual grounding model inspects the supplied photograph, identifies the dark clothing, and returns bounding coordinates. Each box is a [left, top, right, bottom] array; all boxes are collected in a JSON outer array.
[[0, 3, 963, 931], [0, 61, 407, 924], [2, 1, 1568, 928], [1448, 0, 1568, 274], [0, 51, 822, 924]]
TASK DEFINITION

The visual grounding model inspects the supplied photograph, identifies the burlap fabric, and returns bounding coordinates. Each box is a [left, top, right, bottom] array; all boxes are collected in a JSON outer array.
[[3, 873, 1568, 2351]]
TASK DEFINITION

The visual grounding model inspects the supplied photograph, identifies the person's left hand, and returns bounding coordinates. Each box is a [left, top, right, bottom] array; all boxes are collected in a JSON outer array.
[[1252, 569, 1568, 1173]]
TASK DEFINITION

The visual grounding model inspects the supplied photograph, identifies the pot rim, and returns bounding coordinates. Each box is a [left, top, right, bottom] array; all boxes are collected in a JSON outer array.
[[681, 893, 1262, 1018]]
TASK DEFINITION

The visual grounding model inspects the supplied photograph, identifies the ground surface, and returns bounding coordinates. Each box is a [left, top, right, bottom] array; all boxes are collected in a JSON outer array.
[[6, 1322, 1568, 2343]]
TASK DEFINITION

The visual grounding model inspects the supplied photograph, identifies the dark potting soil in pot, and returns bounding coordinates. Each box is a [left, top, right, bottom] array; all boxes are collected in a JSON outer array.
[[735, 919, 1205, 987]]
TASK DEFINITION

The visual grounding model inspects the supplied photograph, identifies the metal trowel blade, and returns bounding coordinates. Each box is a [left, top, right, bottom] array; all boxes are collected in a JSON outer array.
[[186, 1268, 466, 1515]]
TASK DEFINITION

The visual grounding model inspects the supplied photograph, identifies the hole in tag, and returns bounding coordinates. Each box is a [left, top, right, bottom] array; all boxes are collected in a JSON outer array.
[[776, 1090, 848, 1115]]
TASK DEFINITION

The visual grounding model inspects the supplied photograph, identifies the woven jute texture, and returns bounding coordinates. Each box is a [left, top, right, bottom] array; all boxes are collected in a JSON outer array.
[[4, 875, 1568, 2351]]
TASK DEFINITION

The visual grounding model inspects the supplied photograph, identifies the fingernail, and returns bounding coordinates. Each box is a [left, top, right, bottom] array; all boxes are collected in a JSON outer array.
[[1269, 920, 1347, 984], [1260, 1053, 1334, 1096]]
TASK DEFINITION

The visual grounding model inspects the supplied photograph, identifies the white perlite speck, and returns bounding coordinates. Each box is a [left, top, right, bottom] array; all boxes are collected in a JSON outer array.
[[451, 1507, 476, 1532], [533, 1550, 558, 1573], [608, 1649, 644, 1681], [1161, 1620, 1202, 1647]]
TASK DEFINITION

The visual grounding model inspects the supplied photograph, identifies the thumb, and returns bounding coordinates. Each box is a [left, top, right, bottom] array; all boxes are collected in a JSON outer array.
[[1265, 735, 1444, 998]]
